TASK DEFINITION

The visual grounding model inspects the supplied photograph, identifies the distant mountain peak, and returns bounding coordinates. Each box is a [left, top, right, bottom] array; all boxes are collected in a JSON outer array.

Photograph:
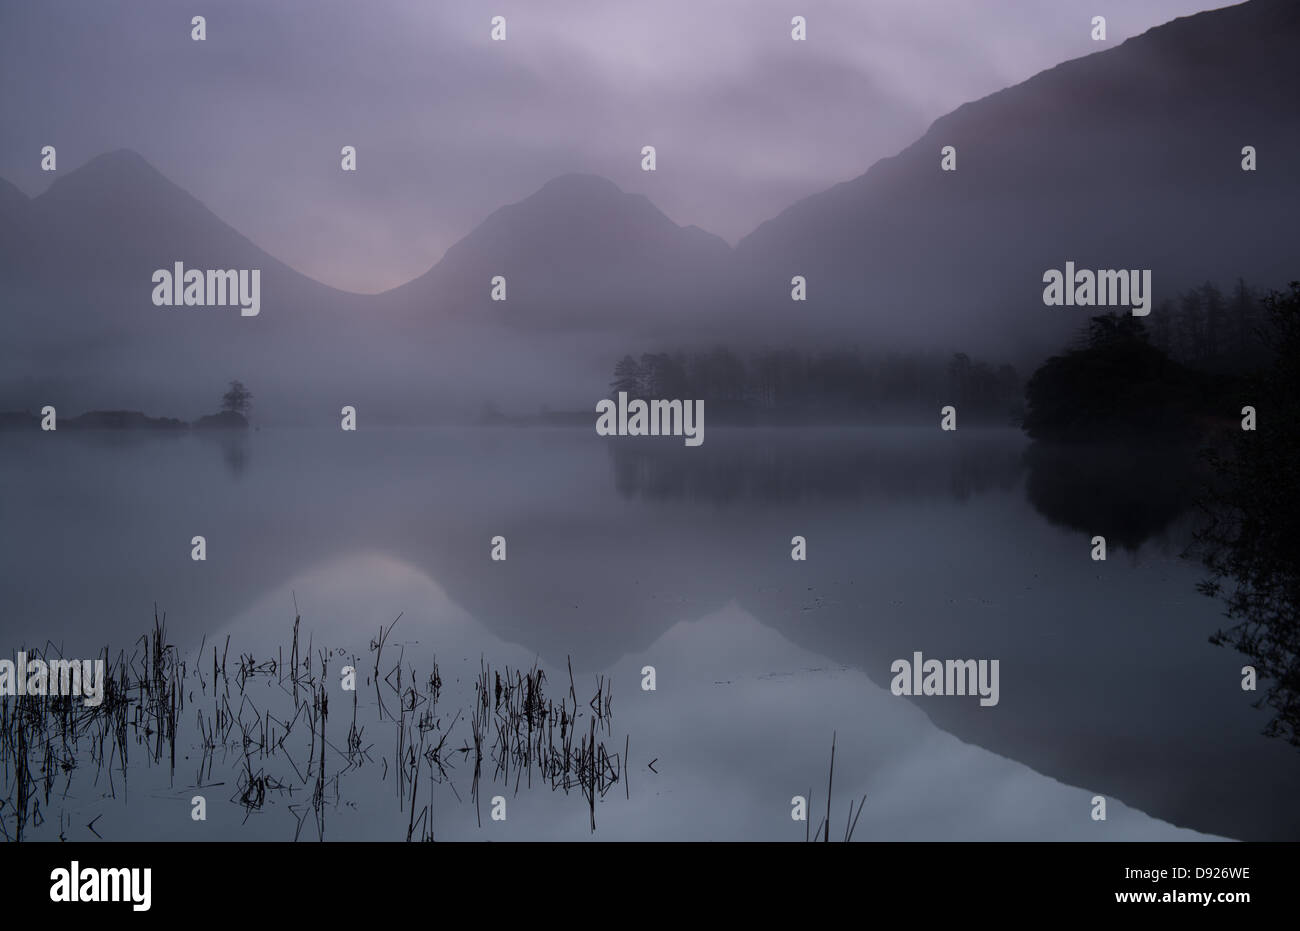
[[532, 173, 625, 198], [53, 148, 166, 184], [35, 148, 195, 213], [85, 148, 153, 169], [383, 169, 733, 322], [501, 173, 669, 229]]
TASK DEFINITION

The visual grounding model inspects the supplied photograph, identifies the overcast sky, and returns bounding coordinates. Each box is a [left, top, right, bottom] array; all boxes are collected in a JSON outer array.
[[1, 0, 1233, 293]]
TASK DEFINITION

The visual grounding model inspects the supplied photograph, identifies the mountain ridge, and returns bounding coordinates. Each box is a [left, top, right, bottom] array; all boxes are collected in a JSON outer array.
[[734, 0, 1300, 359]]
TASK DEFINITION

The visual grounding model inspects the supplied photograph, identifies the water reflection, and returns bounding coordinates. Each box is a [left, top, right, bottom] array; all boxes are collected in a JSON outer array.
[[1022, 441, 1200, 551], [210, 431, 250, 479], [1, 426, 1297, 840], [607, 428, 1024, 504], [0, 558, 1226, 842]]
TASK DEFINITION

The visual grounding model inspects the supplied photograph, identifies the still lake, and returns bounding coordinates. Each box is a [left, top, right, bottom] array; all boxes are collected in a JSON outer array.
[[2, 425, 1296, 841]]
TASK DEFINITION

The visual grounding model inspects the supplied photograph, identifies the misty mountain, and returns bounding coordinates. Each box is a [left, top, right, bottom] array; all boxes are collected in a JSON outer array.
[[736, 0, 1300, 363], [0, 151, 404, 421], [5, 150, 343, 305], [0, 156, 746, 420], [383, 173, 736, 335], [374, 172, 742, 415]]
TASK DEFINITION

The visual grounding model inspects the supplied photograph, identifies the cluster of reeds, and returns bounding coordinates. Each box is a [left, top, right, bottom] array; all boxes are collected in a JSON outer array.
[[0, 604, 628, 841], [466, 658, 621, 832], [0, 608, 178, 841]]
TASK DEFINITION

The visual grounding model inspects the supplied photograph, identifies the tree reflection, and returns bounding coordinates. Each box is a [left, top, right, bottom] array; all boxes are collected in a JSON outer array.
[[1194, 284, 1300, 747]]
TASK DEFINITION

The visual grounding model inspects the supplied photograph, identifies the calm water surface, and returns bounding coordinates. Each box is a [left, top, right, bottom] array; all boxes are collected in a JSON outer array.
[[1, 426, 1294, 840]]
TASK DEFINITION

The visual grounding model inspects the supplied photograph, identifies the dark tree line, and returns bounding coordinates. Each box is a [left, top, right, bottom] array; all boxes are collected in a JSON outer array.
[[1148, 278, 1271, 372], [1022, 277, 1279, 443], [1194, 282, 1300, 747], [1021, 312, 1227, 443], [610, 348, 1021, 422]]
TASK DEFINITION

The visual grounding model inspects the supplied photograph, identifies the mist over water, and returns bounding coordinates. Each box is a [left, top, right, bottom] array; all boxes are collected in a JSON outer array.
[[2, 425, 1293, 840]]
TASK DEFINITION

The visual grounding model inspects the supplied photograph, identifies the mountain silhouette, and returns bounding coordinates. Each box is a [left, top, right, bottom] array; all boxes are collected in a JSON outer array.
[[736, 0, 1300, 361], [384, 172, 735, 335], [0, 150, 380, 421]]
